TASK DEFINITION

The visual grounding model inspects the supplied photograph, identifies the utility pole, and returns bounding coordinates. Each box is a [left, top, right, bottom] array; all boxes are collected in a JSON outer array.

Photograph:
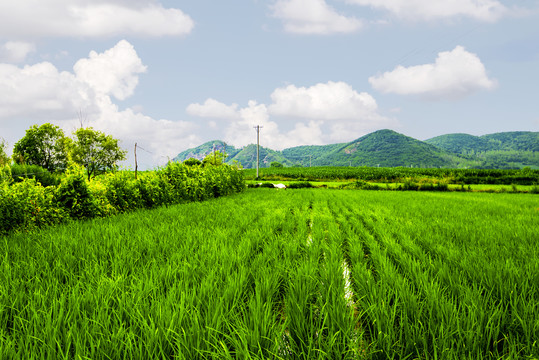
[[254, 125, 263, 178], [304, 154, 312, 167]]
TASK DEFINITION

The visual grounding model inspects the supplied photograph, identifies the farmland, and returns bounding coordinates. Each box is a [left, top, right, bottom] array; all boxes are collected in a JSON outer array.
[[1, 189, 537, 359], [243, 166, 539, 185]]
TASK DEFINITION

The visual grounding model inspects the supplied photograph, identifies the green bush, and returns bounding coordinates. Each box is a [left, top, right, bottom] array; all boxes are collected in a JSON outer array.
[[0, 178, 66, 235], [54, 164, 102, 219], [103, 171, 143, 212], [135, 172, 174, 208], [0, 165, 12, 185], [183, 158, 202, 166], [10, 164, 60, 187], [0, 162, 245, 236], [288, 182, 314, 189]]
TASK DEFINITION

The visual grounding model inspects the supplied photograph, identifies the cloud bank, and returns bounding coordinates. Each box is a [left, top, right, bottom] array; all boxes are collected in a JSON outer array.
[[0, 40, 200, 165], [187, 81, 396, 149], [271, 0, 362, 34], [0, 0, 194, 39], [0, 41, 36, 63], [344, 0, 507, 22], [369, 46, 497, 100]]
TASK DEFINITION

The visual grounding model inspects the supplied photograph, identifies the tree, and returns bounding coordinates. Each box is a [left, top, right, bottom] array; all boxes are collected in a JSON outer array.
[[13, 123, 70, 172], [71, 127, 127, 180], [202, 150, 227, 166], [183, 158, 202, 166], [270, 161, 283, 168], [0, 138, 9, 166]]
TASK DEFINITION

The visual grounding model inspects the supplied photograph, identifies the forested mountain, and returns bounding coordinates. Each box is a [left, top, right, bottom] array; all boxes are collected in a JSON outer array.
[[314, 130, 454, 168], [425, 131, 539, 168], [173, 130, 539, 169], [425, 131, 539, 153]]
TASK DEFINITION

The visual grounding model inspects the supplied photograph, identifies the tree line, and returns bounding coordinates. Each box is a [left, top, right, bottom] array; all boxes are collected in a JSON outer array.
[[1, 123, 126, 180]]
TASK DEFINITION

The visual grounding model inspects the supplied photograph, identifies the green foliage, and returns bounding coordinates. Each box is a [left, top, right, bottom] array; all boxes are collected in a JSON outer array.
[[0, 138, 9, 166], [425, 133, 491, 154], [202, 150, 227, 167], [1, 190, 536, 358], [287, 181, 314, 189], [244, 166, 539, 185], [173, 140, 239, 163], [12, 123, 70, 172], [0, 165, 12, 185], [10, 164, 60, 187], [103, 171, 143, 212], [427, 131, 539, 168], [339, 179, 381, 190], [183, 157, 202, 166], [70, 127, 127, 180], [135, 171, 174, 208], [0, 178, 66, 235], [176, 130, 539, 170], [54, 164, 103, 219], [282, 143, 344, 163], [0, 161, 245, 235], [270, 161, 283, 167]]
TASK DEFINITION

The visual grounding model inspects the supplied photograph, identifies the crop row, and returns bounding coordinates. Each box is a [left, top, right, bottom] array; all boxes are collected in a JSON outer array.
[[244, 166, 539, 185], [1, 190, 537, 359]]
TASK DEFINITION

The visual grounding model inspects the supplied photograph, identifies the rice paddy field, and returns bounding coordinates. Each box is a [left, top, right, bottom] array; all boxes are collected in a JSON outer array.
[[1, 189, 538, 359]]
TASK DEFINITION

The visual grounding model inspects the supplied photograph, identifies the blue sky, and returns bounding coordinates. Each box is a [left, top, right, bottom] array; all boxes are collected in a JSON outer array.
[[0, 0, 538, 169]]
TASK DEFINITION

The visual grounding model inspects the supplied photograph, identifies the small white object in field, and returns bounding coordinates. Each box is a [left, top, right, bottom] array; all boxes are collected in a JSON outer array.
[[273, 183, 286, 189]]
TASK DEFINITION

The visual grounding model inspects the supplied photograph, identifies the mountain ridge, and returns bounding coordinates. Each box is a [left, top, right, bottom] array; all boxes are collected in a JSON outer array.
[[173, 129, 539, 169]]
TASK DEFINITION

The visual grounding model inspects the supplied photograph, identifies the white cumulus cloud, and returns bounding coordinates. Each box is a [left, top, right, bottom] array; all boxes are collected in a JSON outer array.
[[0, 41, 36, 63], [0, 62, 95, 119], [269, 81, 378, 120], [271, 0, 362, 34], [0, 0, 194, 39], [187, 81, 395, 149], [186, 98, 241, 119], [345, 0, 507, 22], [369, 46, 497, 100], [74, 40, 147, 101], [0, 40, 199, 167]]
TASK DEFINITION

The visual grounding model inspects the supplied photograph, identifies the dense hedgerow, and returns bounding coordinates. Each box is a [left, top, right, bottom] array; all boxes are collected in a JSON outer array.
[[10, 163, 61, 187], [0, 162, 244, 235]]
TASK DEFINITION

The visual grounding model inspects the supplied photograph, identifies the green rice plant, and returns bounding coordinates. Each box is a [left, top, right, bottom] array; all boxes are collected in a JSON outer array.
[[1, 189, 537, 359]]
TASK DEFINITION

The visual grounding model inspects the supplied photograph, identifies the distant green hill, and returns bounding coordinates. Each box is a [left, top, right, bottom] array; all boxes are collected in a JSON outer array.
[[173, 140, 241, 163], [229, 144, 293, 169], [426, 131, 539, 153], [426, 131, 539, 168], [424, 133, 491, 154], [316, 129, 455, 167], [282, 143, 344, 166], [173, 141, 293, 168], [173, 130, 539, 169]]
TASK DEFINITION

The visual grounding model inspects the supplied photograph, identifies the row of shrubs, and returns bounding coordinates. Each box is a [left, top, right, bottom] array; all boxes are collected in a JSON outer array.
[[0, 162, 245, 236]]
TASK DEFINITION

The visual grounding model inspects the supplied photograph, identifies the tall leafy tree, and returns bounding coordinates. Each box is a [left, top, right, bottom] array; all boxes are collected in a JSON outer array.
[[202, 150, 227, 166], [71, 127, 127, 180], [13, 123, 70, 172], [0, 138, 9, 166]]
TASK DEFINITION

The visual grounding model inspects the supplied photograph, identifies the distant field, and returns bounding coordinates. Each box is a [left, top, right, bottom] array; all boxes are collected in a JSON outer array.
[[246, 179, 539, 193], [2, 190, 537, 359], [244, 166, 539, 185]]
